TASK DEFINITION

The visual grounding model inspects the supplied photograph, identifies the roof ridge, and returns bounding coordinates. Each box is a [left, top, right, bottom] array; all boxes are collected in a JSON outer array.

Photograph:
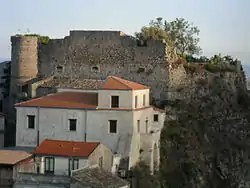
[[15, 92, 59, 106], [44, 139, 100, 144], [110, 76, 133, 90]]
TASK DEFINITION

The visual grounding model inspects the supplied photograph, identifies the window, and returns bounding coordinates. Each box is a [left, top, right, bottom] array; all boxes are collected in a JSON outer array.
[[56, 65, 63, 73], [109, 120, 117, 133], [137, 120, 140, 133], [91, 66, 100, 72], [154, 114, 159, 122], [3, 68, 8, 74], [99, 156, 103, 168], [0, 100, 2, 112], [45, 157, 54, 174], [135, 96, 138, 108], [145, 120, 148, 133], [143, 94, 146, 106], [111, 96, 119, 108], [68, 158, 79, 175], [27, 115, 35, 129], [69, 119, 77, 131], [21, 84, 28, 93]]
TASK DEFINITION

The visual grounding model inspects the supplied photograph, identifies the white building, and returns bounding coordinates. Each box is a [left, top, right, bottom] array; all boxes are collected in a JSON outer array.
[[15, 76, 165, 171], [33, 139, 113, 176]]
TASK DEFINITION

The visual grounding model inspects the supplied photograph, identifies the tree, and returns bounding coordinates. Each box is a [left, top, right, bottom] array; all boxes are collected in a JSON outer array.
[[135, 17, 201, 56], [135, 17, 172, 44], [131, 160, 160, 188], [164, 17, 201, 55]]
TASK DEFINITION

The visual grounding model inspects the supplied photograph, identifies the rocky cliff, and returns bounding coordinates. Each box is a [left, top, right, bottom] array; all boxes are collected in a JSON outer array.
[[159, 66, 250, 187]]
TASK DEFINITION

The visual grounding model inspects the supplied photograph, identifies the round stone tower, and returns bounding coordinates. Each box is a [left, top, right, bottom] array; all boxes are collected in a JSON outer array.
[[9, 35, 38, 111]]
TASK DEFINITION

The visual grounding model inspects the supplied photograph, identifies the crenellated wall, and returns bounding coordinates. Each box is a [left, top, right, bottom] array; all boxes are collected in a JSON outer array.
[[35, 30, 171, 101], [10, 30, 245, 105]]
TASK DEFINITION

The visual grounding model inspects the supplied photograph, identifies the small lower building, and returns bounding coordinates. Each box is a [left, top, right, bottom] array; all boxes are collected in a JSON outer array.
[[0, 149, 34, 188], [71, 165, 130, 188], [33, 139, 113, 175]]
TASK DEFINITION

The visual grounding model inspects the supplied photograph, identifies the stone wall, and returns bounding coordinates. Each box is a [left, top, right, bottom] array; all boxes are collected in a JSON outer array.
[[37, 30, 170, 101], [10, 30, 246, 105], [10, 36, 38, 115]]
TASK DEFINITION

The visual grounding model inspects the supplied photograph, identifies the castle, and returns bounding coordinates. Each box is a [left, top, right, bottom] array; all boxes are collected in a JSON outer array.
[[0, 30, 244, 147], [8, 30, 181, 109]]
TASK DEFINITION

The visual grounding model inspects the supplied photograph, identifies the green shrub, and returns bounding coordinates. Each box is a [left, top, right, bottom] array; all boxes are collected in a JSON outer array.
[[15, 33, 50, 45], [205, 63, 236, 73], [183, 63, 199, 73]]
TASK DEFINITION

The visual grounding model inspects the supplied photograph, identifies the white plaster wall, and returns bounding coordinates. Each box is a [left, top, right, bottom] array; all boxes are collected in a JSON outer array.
[[98, 90, 133, 109], [16, 107, 88, 147], [38, 156, 88, 175], [86, 110, 133, 155], [16, 107, 38, 146], [151, 111, 166, 131], [132, 89, 150, 109]]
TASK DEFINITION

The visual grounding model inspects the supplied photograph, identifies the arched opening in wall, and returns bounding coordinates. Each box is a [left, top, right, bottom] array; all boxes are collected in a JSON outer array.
[[137, 67, 146, 73], [56, 65, 63, 73], [153, 143, 159, 174], [91, 66, 100, 72], [136, 39, 147, 47]]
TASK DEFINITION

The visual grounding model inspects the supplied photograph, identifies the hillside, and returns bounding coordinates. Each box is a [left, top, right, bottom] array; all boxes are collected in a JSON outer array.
[[158, 70, 250, 187]]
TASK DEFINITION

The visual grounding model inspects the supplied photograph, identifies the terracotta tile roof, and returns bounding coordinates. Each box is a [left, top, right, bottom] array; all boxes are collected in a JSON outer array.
[[72, 166, 129, 188], [15, 92, 98, 109], [34, 139, 100, 157], [102, 76, 150, 90], [40, 77, 105, 90], [0, 150, 32, 165]]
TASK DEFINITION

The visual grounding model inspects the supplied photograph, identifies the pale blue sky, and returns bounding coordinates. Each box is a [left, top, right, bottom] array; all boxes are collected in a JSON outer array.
[[1, 0, 249, 64]]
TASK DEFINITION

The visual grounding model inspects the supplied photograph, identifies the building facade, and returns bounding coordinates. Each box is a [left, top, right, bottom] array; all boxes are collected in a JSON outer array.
[[33, 139, 113, 175], [15, 76, 165, 171]]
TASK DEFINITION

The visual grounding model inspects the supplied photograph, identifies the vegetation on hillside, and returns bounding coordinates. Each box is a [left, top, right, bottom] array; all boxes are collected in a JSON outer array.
[[132, 77, 250, 188], [158, 78, 250, 187], [135, 17, 201, 56], [135, 17, 242, 73], [132, 17, 248, 187]]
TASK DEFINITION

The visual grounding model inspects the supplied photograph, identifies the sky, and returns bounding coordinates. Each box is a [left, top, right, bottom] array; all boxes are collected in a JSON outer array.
[[0, 0, 249, 64]]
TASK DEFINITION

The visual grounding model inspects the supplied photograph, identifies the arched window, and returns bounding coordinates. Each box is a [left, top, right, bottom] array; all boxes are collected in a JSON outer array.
[[91, 66, 100, 72], [56, 65, 63, 73]]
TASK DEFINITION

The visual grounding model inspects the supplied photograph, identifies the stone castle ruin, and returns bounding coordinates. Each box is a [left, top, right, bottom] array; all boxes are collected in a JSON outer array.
[[10, 30, 181, 107], [9, 30, 244, 115]]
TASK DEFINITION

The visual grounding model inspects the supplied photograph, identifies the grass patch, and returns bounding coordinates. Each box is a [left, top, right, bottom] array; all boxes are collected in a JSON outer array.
[[204, 63, 236, 73], [15, 33, 50, 45], [183, 63, 199, 73]]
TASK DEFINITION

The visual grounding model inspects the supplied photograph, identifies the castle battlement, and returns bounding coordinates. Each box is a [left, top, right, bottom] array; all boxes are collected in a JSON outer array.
[[9, 30, 174, 108]]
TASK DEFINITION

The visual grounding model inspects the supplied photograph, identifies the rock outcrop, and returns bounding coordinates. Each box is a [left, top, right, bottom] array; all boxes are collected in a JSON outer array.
[[159, 69, 250, 187]]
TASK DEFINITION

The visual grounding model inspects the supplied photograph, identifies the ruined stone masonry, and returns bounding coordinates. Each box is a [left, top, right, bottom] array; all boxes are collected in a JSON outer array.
[[9, 30, 245, 109], [10, 30, 178, 104]]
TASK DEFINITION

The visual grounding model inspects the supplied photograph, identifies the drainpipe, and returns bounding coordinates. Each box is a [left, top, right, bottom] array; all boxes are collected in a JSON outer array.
[[36, 107, 40, 146], [84, 110, 87, 142]]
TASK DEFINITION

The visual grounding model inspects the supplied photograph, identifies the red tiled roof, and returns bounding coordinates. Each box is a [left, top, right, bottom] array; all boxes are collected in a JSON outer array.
[[0, 150, 32, 165], [15, 92, 98, 109], [102, 76, 150, 90], [34, 139, 100, 157]]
